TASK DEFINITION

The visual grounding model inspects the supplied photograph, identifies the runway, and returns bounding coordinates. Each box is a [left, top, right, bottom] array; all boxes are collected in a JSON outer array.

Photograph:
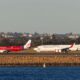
[[0, 52, 80, 57]]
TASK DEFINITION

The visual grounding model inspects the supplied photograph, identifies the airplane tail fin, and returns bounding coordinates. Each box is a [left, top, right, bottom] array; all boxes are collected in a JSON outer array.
[[70, 43, 75, 48], [24, 40, 31, 49]]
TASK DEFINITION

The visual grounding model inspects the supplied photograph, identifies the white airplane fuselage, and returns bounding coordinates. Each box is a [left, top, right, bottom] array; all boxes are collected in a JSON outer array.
[[34, 44, 80, 53]]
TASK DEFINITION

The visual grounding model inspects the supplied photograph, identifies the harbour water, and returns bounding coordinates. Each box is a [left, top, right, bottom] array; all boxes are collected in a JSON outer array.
[[0, 66, 80, 80]]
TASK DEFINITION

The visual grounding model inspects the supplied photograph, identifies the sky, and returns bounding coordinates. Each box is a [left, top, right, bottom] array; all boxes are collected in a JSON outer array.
[[0, 0, 80, 34]]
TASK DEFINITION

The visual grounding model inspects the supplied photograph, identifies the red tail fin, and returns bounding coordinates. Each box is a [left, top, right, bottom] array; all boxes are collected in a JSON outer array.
[[70, 43, 75, 48]]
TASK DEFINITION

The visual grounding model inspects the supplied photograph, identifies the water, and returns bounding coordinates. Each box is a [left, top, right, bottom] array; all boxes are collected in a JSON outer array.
[[0, 66, 80, 80]]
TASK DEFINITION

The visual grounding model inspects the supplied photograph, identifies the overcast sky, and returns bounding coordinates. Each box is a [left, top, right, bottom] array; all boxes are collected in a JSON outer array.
[[0, 0, 80, 34]]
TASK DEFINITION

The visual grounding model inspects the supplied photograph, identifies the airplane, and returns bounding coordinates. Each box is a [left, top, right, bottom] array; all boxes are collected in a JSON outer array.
[[34, 43, 75, 53], [0, 39, 31, 53]]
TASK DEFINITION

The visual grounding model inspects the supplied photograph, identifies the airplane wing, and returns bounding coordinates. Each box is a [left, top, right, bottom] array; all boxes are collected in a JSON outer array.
[[61, 43, 75, 52]]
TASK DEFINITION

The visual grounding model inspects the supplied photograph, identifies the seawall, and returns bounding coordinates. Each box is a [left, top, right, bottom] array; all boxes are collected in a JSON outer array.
[[0, 53, 80, 66]]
